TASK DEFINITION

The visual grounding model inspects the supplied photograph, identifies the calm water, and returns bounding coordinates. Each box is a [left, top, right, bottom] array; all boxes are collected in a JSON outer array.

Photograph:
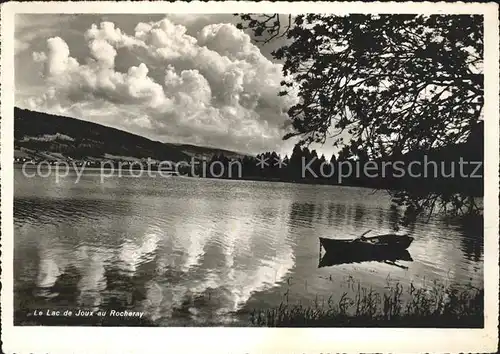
[[14, 168, 483, 326]]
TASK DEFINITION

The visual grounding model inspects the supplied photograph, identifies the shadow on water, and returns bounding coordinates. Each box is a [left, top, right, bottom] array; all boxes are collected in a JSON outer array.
[[448, 214, 484, 263], [354, 205, 365, 223], [289, 202, 316, 226], [318, 248, 413, 270], [326, 203, 347, 226], [389, 205, 401, 232]]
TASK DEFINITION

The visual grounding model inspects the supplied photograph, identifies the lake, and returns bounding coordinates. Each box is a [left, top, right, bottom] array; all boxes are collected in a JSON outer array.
[[13, 168, 484, 326]]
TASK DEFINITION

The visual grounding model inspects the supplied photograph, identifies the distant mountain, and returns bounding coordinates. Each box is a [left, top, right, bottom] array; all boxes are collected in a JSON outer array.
[[14, 107, 247, 163]]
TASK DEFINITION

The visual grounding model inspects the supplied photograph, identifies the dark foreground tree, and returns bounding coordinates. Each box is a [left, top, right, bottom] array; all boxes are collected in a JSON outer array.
[[238, 14, 483, 224]]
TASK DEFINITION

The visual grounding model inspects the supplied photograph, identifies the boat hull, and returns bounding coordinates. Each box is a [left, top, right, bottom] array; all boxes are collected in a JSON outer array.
[[319, 234, 414, 256]]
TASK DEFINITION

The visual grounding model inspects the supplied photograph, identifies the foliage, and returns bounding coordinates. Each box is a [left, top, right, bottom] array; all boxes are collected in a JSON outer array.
[[238, 14, 484, 220], [239, 14, 483, 153], [249, 279, 483, 328]]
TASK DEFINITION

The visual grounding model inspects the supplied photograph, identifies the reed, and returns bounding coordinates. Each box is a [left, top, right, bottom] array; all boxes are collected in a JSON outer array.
[[249, 281, 483, 327]]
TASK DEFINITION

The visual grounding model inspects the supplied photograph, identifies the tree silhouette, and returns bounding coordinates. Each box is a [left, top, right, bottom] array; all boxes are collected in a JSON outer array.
[[239, 14, 482, 153], [238, 14, 484, 220]]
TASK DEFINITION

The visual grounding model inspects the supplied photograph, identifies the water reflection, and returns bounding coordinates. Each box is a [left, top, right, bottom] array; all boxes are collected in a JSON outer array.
[[13, 170, 484, 326], [355, 205, 365, 224], [289, 202, 316, 226], [452, 214, 484, 263], [319, 248, 413, 269], [389, 205, 401, 231]]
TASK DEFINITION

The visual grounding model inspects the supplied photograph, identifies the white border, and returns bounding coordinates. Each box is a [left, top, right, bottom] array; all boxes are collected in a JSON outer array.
[[1, 2, 499, 353]]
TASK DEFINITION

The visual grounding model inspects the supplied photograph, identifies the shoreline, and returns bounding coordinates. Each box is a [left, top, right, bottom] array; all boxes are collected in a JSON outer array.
[[15, 282, 484, 328], [14, 164, 486, 198]]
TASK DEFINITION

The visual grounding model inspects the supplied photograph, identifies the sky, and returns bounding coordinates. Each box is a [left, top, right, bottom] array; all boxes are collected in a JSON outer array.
[[15, 14, 337, 159]]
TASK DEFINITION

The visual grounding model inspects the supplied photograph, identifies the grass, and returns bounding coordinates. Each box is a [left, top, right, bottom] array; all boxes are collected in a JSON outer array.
[[249, 281, 484, 328]]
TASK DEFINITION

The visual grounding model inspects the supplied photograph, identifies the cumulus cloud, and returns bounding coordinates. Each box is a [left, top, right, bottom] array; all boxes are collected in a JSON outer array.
[[45, 37, 80, 76], [24, 17, 298, 154], [88, 39, 117, 68]]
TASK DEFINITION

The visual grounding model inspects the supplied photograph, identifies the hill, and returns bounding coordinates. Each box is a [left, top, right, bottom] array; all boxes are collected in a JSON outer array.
[[14, 107, 247, 163]]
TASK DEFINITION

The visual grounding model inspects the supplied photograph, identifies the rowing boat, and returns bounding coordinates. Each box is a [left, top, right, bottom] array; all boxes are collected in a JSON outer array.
[[319, 234, 414, 255]]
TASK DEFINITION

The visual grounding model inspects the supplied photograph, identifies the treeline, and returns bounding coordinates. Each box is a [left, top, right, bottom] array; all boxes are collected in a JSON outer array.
[[193, 130, 483, 198]]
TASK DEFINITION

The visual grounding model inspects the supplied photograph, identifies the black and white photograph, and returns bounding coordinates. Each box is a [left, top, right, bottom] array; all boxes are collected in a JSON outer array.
[[1, 2, 499, 353]]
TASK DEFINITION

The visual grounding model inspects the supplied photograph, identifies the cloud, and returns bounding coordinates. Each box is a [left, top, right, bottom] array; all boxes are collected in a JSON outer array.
[[31, 36, 80, 78], [23, 17, 298, 154], [88, 39, 117, 68], [32, 51, 47, 62], [15, 39, 30, 55]]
